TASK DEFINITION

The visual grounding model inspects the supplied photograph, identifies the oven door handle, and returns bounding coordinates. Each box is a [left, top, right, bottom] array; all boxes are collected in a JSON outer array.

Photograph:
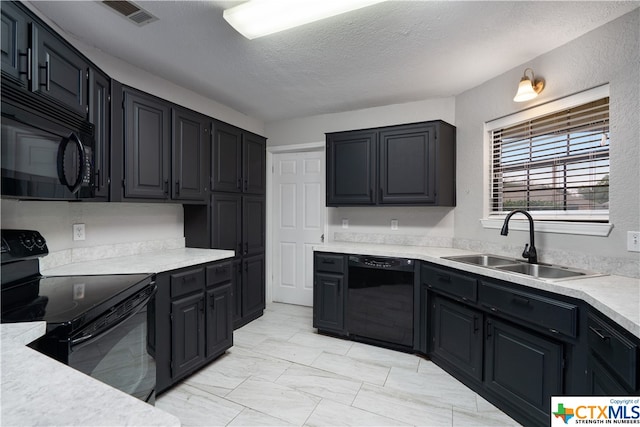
[[57, 132, 87, 194], [69, 285, 157, 349]]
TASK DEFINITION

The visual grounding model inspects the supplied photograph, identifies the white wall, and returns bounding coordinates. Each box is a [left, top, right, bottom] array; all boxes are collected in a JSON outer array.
[[0, 200, 184, 254], [454, 9, 639, 274], [22, 2, 265, 137], [266, 98, 457, 245]]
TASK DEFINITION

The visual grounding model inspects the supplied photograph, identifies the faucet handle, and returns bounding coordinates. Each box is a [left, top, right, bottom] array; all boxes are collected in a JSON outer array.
[[522, 244, 530, 259]]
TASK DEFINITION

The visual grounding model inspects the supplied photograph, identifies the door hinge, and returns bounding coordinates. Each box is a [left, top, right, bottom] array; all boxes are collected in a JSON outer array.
[[122, 179, 126, 189]]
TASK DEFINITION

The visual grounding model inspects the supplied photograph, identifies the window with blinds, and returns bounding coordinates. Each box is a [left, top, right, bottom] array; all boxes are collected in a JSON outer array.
[[490, 97, 609, 221]]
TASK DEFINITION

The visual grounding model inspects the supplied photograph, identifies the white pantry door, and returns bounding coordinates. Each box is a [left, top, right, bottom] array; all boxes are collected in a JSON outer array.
[[272, 150, 325, 306]]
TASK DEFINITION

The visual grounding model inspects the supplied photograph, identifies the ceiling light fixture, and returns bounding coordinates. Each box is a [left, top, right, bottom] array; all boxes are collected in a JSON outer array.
[[223, 0, 387, 40], [513, 68, 545, 102]]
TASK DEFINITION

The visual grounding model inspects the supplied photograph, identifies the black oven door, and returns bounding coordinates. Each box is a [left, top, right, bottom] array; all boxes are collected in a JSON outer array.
[[67, 285, 157, 403], [1, 102, 95, 200]]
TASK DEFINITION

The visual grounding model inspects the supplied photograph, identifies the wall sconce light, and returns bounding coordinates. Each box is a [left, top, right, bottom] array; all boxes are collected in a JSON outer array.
[[513, 68, 545, 102]]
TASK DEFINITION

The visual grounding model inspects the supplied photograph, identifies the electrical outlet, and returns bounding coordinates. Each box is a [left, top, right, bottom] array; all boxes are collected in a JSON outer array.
[[342, 219, 349, 229], [628, 231, 640, 252], [391, 219, 398, 230], [73, 223, 86, 241]]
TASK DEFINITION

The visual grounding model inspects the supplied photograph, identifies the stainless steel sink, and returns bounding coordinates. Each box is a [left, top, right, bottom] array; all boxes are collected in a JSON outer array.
[[494, 263, 586, 279], [443, 254, 524, 267], [442, 253, 604, 281]]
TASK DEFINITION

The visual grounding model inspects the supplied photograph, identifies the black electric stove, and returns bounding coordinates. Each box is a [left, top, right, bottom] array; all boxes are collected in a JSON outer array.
[[1, 229, 158, 403]]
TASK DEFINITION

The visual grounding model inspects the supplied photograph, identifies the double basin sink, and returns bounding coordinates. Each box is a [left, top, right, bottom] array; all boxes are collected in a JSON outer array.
[[443, 254, 604, 281]]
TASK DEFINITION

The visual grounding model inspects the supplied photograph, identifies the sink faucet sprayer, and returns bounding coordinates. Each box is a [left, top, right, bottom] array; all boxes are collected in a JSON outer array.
[[500, 209, 538, 264]]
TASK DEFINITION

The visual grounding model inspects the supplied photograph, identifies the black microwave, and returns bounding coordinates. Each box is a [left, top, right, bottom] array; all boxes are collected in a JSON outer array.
[[1, 83, 96, 200]]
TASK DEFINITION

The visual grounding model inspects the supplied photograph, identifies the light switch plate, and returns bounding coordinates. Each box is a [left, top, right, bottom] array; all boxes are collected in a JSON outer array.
[[628, 231, 640, 252], [73, 223, 86, 241]]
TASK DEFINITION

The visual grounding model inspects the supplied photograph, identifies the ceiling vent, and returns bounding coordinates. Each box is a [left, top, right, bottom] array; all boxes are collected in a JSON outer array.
[[102, 1, 158, 27]]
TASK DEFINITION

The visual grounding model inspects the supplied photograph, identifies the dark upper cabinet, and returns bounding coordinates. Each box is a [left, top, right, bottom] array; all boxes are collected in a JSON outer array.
[[326, 121, 456, 206], [211, 120, 266, 195], [379, 123, 436, 204], [172, 107, 208, 202], [211, 121, 242, 193], [243, 132, 266, 194], [326, 130, 377, 205], [1, 1, 29, 87], [88, 68, 110, 199], [123, 88, 171, 199], [32, 24, 88, 116]]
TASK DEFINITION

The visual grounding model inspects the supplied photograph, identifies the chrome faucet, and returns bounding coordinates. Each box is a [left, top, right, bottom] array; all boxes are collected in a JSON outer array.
[[500, 209, 538, 264]]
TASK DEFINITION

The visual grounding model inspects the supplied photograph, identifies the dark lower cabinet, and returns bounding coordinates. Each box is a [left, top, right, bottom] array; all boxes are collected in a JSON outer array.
[[170, 292, 205, 379], [587, 310, 639, 394], [206, 282, 233, 358], [155, 260, 234, 394], [485, 317, 563, 425], [313, 253, 346, 335], [430, 295, 482, 381], [237, 254, 265, 328]]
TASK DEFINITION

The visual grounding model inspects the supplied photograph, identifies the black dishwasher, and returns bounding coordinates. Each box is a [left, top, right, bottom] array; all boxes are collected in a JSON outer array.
[[347, 255, 414, 350]]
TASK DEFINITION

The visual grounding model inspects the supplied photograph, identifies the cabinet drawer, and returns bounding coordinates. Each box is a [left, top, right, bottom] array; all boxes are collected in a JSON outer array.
[[479, 281, 578, 338], [206, 262, 232, 287], [315, 253, 345, 273], [170, 268, 205, 298], [422, 264, 477, 302], [588, 313, 638, 390]]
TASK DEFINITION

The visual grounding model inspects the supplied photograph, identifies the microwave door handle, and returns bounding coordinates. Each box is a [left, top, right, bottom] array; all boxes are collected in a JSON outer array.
[[57, 132, 86, 194]]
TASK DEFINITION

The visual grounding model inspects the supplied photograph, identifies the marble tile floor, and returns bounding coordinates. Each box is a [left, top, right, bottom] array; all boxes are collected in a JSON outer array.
[[156, 303, 520, 427]]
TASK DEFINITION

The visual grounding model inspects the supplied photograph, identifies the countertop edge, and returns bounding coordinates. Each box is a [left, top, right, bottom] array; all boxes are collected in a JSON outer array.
[[313, 243, 640, 339], [1, 323, 181, 427]]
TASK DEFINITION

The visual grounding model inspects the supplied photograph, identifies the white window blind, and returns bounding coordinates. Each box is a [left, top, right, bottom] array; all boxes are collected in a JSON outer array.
[[490, 97, 609, 221]]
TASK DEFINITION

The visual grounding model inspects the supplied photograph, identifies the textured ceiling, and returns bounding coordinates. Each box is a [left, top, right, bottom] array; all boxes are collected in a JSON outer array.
[[27, 1, 639, 123]]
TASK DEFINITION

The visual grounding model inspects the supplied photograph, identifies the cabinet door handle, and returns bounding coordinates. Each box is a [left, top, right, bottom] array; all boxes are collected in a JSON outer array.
[[486, 320, 492, 338], [198, 299, 204, 313], [19, 48, 32, 81], [39, 54, 50, 91], [589, 326, 610, 342], [237, 178, 242, 190], [473, 316, 479, 333], [175, 181, 180, 195], [164, 180, 169, 194], [244, 242, 248, 255], [210, 294, 215, 308]]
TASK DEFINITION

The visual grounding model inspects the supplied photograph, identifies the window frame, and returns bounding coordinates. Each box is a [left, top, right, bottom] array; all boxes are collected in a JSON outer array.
[[482, 84, 613, 237]]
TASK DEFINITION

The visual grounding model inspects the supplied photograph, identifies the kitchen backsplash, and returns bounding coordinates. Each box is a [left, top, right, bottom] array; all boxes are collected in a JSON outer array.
[[330, 231, 639, 279]]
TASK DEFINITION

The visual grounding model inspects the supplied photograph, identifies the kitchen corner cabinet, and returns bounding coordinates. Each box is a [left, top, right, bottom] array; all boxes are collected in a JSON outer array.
[[313, 253, 347, 335], [118, 86, 208, 202], [211, 120, 266, 195], [155, 260, 233, 394], [587, 310, 639, 395], [422, 262, 576, 427], [326, 121, 456, 206]]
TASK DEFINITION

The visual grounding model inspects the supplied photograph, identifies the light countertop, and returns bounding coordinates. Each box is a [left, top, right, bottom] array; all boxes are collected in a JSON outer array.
[[3, 246, 235, 427], [1, 322, 181, 427], [314, 242, 640, 339], [42, 247, 235, 276]]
